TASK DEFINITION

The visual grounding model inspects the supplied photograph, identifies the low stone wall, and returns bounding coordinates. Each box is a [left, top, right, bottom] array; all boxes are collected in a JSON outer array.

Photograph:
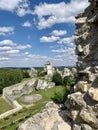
[[0, 78, 55, 120], [0, 103, 22, 120]]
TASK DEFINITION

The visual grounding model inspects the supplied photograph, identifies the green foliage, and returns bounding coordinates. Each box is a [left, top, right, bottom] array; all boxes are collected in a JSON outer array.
[[0, 68, 23, 94], [63, 76, 76, 87], [52, 72, 62, 85], [37, 70, 47, 77], [52, 87, 69, 104], [22, 70, 30, 78]]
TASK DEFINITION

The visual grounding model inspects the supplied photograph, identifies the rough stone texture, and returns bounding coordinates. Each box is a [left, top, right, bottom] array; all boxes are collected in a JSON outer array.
[[88, 87, 98, 101], [44, 61, 55, 81], [18, 102, 71, 130], [35, 79, 55, 90], [65, 0, 98, 129], [63, 68, 71, 77], [28, 68, 37, 78], [63, 67, 77, 78]]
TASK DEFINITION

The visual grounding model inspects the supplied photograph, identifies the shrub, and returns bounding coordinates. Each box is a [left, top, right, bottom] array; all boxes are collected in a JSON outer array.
[[52, 72, 62, 85], [52, 87, 69, 104], [63, 76, 76, 88]]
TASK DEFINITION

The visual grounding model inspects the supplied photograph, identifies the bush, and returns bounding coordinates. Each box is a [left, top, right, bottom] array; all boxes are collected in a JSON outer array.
[[52, 87, 69, 104], [52, 72, 62, 85], [63, 76, 76, 88]]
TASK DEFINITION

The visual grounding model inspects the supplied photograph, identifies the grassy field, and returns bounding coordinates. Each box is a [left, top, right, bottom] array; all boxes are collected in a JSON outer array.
[[0, 85, 67, 130], [0, 98, 12, 114]]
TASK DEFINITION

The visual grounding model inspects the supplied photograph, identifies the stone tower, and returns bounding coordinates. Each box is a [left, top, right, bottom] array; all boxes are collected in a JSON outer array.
[[65, 0, 98, 130]]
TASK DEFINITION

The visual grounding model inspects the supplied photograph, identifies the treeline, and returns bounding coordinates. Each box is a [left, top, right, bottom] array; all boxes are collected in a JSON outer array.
[[0, 68, 30, 94]]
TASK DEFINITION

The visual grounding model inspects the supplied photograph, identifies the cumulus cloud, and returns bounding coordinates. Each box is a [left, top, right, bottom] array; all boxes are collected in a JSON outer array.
[[0, 27, 14, 36], [0, 40, 16, 46], [22, 21, 32, 27], [51, 49, 67, 53], [40, 36, 60, 42], [58, 36, 75, 48], [0, 0, 31, 17], [0, 39, 32, 58], [33, 0, 89, 29], [0, 57, 10, 61], [0, 46, 12, 51], [51, 30, 67, 36]]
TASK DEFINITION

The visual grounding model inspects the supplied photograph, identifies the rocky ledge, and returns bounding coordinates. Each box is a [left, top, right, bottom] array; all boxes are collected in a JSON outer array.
[[18, 101, 71, 130]]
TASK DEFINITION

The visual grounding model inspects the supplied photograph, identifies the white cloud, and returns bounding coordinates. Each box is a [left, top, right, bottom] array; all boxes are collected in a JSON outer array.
[[0, 57, 10, 61], [0, 40, 16, 46], [16, 44, 31, 49], [0, 39, 32, 59], [0, 0, 31, 17], [0, 27, 14, 36], [40, 36, 60, 42], [51, 49, 67, 53], [0, 46, 12, 51], [51, 30, 67, 36], [6, 50, 20, 54], [33, 0, 89, 29], [58, 36, 74, 45], [22, 21, 32, 27], [25, 52, 29, 55]]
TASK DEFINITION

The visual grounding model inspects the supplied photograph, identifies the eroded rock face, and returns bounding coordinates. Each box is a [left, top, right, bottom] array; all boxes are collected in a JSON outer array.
[[65, 0, 98, 129], [35, 79, 55, 90], [18, 102, 71, 130]]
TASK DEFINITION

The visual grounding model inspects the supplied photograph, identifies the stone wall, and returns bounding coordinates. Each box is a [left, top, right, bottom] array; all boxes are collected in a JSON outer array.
[[65, 0, 98, 129]]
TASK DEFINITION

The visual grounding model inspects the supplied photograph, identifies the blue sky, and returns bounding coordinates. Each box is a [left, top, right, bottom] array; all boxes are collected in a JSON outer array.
[[0, 0, 89, 67]]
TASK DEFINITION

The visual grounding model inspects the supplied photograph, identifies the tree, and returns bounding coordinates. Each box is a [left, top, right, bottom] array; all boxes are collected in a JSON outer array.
[[52, 72, 62, 85], [0, 68, 24, 94]]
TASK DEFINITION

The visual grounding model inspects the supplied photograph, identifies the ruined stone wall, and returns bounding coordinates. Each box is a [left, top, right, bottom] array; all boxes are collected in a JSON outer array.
[[65, 0, 98, 129]]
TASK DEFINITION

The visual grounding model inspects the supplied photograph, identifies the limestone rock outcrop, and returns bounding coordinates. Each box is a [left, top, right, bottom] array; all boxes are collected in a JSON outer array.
[[44, 61, 55, 81], [18, 102, 71, 130], [28, 68, 37, 78], [35, 79, 55, 90], [65, 0, 98, 129]]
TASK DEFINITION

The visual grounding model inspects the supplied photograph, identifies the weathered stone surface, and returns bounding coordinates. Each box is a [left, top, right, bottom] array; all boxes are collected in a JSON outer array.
[[65, 0, 98, 129], [18, 102, 71, 130], [65, 92, 86, 110], [88, 87, 98, 101], [73, 124, 81, 130], [81, 124, 94, 130], [35, 79, 55, 90], [44, 61, 55, 81], [74, 81, 88, 92], [28, 68, 37, 78], [80, 107, 98, 128], [63, 68, 71, 77]]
